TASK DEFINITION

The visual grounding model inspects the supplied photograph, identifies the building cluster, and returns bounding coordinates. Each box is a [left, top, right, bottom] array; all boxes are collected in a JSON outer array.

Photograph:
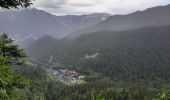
[[49, 69, 85, 84]]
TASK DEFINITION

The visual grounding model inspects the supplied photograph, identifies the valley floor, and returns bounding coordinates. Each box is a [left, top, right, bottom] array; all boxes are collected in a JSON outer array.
[[48, 69, 85, 85]]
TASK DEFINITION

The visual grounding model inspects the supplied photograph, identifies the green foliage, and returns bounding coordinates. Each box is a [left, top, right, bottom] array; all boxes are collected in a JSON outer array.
[[155, 85, 170, 100], [0, 0, 32, 9], [0, 33, 26, 65], [41, 80, 153, 100], [0, 29, 169, 99], [96, 93, 104, 100], [26, 26, 170, 99], [28, 26, 170, 88], [0, 33, 30, 99], [56, 26, 170, 88], [0, 56, 29, 99]]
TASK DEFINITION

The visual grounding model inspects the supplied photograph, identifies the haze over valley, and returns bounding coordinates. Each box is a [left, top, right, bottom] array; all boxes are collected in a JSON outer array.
[[0, 1, 170, 99]]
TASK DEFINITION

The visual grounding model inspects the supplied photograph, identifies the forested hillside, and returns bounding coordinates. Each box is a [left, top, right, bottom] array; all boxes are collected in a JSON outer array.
[[1, 0, 170, 99], [28, 25, 170, 88], [0, 33, 163, 100]]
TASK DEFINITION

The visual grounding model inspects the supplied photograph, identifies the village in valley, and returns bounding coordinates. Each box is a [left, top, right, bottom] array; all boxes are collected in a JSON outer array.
[[48, 68, 85, 84], [34, 56, 86, 84]]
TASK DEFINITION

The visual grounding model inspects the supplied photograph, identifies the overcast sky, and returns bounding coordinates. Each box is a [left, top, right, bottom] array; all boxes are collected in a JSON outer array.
[[32, 0, 170, 15]]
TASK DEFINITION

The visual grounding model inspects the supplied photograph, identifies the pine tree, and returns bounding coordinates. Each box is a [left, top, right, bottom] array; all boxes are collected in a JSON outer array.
[[0, 56, 29, 99], [155, 85, 170, 100], [0, 0, 32, 9], [0, 34, 30, 99], [0, 33, 26, 65]]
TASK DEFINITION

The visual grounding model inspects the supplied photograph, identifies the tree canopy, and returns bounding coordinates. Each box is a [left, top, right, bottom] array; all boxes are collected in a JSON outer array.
[[0, 56, 29, 99], [0, 33, 26, 65], [0, 34, 29, 99], [0, 0, 32, 9]]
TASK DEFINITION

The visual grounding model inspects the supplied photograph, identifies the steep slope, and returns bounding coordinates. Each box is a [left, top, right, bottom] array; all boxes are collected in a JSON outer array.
[[26, 36, 73, 61], [65, 25, 170, 82], [0, 9, 110, 46], [28, 25, 170, 84], [26, 35, 59, 60], [56, 13, 110, 34], [69, 4, 170, 38], [0, 8, 67, 39]]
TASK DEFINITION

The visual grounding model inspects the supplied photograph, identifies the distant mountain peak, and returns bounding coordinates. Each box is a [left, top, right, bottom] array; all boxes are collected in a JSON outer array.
[[0, 8, 111, 46], [68, 4, 170, 38], [84, 13, 110, 16]]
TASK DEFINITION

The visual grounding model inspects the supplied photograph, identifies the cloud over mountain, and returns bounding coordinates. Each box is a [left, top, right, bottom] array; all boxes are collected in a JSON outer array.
[[32, 0, 170, 15]]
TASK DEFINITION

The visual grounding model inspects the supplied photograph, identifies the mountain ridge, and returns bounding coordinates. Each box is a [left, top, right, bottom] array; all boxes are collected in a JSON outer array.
[[68, 4, 170, 38], [0, 8, 111, 46]]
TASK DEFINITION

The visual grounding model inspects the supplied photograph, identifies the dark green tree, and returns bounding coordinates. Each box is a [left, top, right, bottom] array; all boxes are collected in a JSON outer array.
[[0, 34, 29, 99], [155, 85, 170, 100], [0, 33, 26, 65], [0, 1, 33, 99], [0, 56, 29, 99], [0, 0, 32, 9]]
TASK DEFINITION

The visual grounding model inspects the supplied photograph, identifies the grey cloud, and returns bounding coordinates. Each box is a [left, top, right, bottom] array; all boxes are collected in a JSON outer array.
[[32, 0, 170, 15], [69, 3, 96, 7]]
